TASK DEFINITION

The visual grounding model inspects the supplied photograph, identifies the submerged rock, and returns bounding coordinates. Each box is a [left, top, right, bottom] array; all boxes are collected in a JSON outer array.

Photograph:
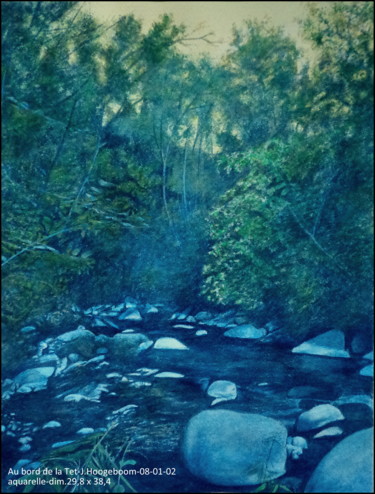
[[296, 404, 344, 432], [224, 324, 266, 339], [182, 410, 288, 486], [292, 330, 350, 358], [304, 428, 374, 493]]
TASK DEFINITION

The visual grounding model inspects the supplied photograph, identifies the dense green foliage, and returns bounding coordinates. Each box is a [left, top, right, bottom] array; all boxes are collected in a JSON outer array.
[[2, 2, 373, 340], [203, 2, 373, 336]]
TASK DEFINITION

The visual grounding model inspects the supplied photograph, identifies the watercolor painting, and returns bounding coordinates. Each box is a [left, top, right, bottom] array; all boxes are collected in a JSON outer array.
[[2, 2, 373, 492]]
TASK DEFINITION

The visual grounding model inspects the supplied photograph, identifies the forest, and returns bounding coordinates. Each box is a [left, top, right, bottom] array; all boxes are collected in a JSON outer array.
[[1, 2, 374, 492], [3, 0, 373, 350]]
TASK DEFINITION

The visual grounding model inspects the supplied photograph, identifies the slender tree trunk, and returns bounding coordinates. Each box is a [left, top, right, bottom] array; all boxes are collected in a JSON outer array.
[[182, 141, 188, 217]]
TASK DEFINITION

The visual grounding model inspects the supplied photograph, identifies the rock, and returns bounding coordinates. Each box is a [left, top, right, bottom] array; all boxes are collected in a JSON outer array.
[[182, 410, 288, 486], [360, 364, 373, 377], [154, 372, 185, 378], [42, 421, 62, 429], [304, 428, 374, 493], [207, 380, 237, 406], [118, 308, 142, 321], [145, 304, 158, 314], [106, 372, 122, 379], [334, 394, 373, 410], [108, 333, 153, 360], [96, 347, 108, 355], [14, 367, 55, 393], [125, 297, 137, 309], [296, 404, 345, 432], [286, 436, 308, 459], [54, 327, 96, 358], [224, 324, 266, 339], [153, 337, 189, 350], [195, 311, 212, 321], [350, 332, 372, 355], [292, 330, 350, 358], [186, 316, 196, 323], [77, 427, 94, 435], [20, 326, 38, 334], [63, 383, 109, 403], [19, 444, 32, 452], [195, 329, 208, 336], [95, 334, 111, 346], [173, 324, 194, 329], [363, 351, 373, 361], [313, 426, 343, 439], [18, 436, 32, 444]]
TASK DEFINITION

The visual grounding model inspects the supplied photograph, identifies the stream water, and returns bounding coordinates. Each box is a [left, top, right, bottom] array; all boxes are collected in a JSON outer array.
[[2, 318, 373, 493]]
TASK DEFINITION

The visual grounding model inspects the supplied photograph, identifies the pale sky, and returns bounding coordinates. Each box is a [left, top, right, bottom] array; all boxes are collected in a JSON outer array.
[[84, 1, 330, 60]]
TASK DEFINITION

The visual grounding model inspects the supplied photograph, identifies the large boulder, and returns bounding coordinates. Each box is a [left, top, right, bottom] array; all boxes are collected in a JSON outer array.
[[14, 367, 55, 393], [304, 428, 374, 493], [108, 333, 153, 361], [53, 327, 96, 358], [296, 404, 344, 432], [292, 330, 350, 358], [182, 410, 288, 486]]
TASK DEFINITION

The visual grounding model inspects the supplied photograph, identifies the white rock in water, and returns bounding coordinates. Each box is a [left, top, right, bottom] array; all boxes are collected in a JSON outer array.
[[111, 404, 138, 416], [42, 421, 62, 429], [106, 372, 122, 379], [360, 364, 373, 377], [313, 426, 343, 439], [77, 428, 94, 435], [145, 304, 158, 314], [118, 309, 142, 321], [363, 351, 373, 361], [207, 380, 237, 406], [153, 337, 189, 350], [224, 324, 266, 339], [305, 428, 373, 493], [154, 372, 185, 378], [182, 410, 288, 486], [125, 297, 137, 308], [195, 329, 208, 336], [173, 324, 194, 329], [292, 330, 350, 358], [296, 404, 344, 432]]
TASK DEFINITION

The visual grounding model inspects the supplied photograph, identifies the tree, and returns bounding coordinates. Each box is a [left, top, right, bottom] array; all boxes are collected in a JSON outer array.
[[203, 2, 373, 337]]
